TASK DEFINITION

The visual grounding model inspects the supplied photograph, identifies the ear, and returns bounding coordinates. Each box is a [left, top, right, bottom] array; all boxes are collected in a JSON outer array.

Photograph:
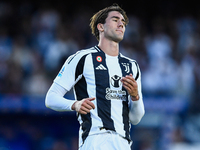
[[97, 23, 104, 32]]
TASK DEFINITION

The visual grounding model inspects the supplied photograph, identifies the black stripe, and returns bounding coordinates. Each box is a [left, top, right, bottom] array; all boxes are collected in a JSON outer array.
[[92, 52, 115, 131], [94, 45, 101, 52], [80, 113, 91, 143], [74, 54, 91, 143], [74, 54, 88, 99], [119, 56, 132, 141], [134, 62, 139, 81]]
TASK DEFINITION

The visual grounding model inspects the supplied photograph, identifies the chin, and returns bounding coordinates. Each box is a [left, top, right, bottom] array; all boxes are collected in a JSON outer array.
[[107, 34, 124, 43], [114, 37, 123, 43]]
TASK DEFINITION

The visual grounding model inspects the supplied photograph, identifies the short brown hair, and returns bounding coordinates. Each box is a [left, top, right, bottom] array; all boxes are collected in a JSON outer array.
[[90, 4, 129, 41]]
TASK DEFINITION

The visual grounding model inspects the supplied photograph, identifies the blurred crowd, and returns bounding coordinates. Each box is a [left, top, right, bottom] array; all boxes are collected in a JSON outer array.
[[0, 1, 200, 150], [0, 1, 199, 110], [0, 114, 79, 150]]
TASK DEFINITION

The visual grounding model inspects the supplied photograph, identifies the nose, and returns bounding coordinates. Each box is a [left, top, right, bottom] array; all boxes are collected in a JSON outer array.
[[118, 20, 124, 28]]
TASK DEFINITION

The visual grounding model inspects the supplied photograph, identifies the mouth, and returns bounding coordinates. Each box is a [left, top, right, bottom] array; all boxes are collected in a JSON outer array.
[[116, 30, 123, 34]]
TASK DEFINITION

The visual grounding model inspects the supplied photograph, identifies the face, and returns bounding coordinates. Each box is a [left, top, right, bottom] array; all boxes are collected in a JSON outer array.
[[100, 11, 126, 43]]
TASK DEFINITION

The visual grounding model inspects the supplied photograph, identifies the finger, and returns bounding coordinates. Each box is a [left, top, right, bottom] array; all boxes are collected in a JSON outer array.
[[80, 106, 91, 113], [79, 110, 88, 115], [122, 84, 132, 93], [82, 102, 94, 110], [121, 79, 134, 88], [86, 98, 95, 109], [87, 101, 95, 109], [88, 97, 95, 101], [122, 75, 137, 86], [121, 79, 138, 95], [88, 103, 95, 109], [121, 76, 134, 83], [124, 75, 136, 82], [127, 74, 136, 80]]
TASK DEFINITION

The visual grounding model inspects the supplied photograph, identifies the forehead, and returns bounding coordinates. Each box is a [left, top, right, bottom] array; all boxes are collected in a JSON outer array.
[[107, 11, 124, 20]]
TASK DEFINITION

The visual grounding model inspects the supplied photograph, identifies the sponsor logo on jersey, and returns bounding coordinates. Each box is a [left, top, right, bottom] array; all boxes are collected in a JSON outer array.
[[95, 64, 107, 70], [105, 88, 126, 101], [110, 75, 121, 87], [105, 75, 126, 101], [58, 66, 65, 77]]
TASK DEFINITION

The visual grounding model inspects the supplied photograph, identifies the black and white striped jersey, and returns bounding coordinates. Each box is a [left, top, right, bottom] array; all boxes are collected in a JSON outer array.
[[54, 46, 142, 146]]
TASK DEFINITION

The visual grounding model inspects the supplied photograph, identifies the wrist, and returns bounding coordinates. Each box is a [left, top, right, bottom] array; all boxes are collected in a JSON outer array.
[[71, 100, 78, 111], [131, 94, 139, 101]]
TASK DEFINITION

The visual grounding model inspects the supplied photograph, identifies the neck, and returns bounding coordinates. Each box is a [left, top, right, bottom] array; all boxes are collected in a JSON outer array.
[[98, 38, 119, 56]]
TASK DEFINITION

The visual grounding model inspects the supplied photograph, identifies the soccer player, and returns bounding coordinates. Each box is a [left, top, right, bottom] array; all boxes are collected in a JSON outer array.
[[45, 4, 145, 150]]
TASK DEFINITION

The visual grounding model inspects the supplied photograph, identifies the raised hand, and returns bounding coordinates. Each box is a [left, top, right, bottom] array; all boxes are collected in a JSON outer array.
[[72, 97, 95, 114], [120, 74, 139, 101]]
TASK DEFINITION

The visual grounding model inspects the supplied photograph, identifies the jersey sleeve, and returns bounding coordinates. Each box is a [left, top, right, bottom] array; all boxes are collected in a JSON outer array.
[[54, 51, 84, 91], [129, 61, 145, 125], [45, 82, 75, 111], [133, 61, 142, 97]]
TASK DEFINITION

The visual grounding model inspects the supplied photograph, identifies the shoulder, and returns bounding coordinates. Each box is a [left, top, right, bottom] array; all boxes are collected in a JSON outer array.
[[119, 53, 138, 65], [79, 46, 99, 55], [66, 46, 99, 64]]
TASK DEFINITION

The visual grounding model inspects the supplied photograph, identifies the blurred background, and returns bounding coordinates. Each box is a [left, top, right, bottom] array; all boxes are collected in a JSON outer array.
[[0, 0, 200, 149]]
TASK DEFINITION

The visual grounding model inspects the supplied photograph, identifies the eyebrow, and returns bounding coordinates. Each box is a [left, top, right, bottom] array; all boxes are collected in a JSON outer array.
[[111, 16, 125, 23]]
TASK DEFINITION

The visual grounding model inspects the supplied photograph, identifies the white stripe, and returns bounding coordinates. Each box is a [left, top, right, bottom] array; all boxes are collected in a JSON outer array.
[[105, 54, 125, 138]]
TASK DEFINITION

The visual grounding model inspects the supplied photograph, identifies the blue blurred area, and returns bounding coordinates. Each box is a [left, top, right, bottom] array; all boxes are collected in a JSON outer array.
[[0, 0, 200, 150]]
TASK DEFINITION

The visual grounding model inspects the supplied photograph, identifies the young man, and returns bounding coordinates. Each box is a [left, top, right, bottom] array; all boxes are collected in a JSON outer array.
[[45, 4, 145, 150]]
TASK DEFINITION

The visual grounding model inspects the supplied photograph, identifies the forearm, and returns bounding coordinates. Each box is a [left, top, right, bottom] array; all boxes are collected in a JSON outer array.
[[129, 95, 145, 125], [45, 82, 75, 111]]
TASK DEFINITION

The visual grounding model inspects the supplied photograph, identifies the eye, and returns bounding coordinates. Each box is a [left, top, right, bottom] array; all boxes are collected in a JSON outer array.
[[112, 18, 118, 22]]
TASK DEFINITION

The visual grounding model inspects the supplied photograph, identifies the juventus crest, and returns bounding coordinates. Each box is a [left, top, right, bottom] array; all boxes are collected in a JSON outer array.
[[122, 63, 130, 73]]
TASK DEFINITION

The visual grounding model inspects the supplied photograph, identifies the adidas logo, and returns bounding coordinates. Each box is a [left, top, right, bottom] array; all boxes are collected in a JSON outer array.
[[95, 64, 107, 70]]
